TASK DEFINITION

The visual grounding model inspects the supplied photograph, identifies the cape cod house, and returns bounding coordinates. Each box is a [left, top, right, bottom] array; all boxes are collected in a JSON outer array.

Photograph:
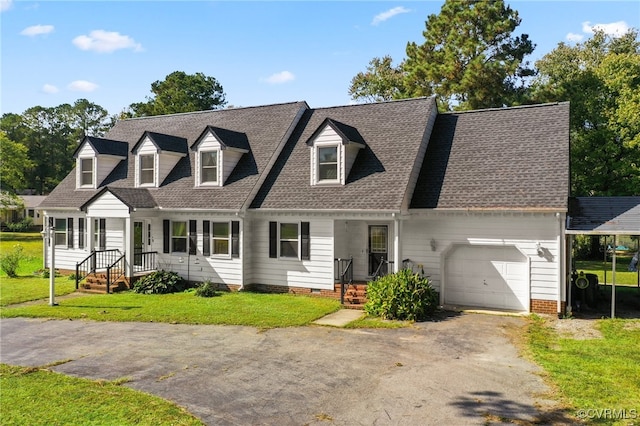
[[39, 97, 570, 314]]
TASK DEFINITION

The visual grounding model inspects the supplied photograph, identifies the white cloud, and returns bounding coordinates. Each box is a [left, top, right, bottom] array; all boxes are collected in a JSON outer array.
[[20, 24, 54, 37], [371, 6, 410, 26], [0, 0, 12, 12], [566, 32, 584, 42], [582, 20, 630, 38], [42, 84, 59, 94], [72, 30, 142, 53], [263, 71, 295, 85], [67, 80, 98, 92]]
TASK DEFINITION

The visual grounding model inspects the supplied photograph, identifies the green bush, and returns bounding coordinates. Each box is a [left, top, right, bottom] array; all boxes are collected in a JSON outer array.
[[194, 280, 219, 298], [132, 270, 186, 294], [0, 244, 28, 277], [364, 269, 439, 321], [6, 217, 33, 232]]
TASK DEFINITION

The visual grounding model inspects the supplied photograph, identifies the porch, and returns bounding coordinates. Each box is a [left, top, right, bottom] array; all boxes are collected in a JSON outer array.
[[75, 249, 158, 293]]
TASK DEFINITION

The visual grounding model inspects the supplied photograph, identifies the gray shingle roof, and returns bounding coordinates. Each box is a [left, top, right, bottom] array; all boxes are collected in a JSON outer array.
[[132, 131, 188, 154], [410, 102, 570, 210], [251, 97, 437, 211], [40, 102, 308, 211], [191, 126, 251, 151], [568, 196, 640, 233], [73, 136, 128, 158], [305, 118, 366, 146], [80, 187, 157, 211]]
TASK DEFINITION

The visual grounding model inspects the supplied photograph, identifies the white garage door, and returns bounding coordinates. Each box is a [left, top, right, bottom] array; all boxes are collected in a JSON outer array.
[[444, 245, 529, 311]]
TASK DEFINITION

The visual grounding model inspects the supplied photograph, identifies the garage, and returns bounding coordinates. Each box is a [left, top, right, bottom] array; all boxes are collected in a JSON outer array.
[[444, 245, 530, 311]]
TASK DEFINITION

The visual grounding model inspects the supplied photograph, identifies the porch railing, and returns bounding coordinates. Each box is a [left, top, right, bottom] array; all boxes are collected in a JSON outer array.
[[371, 256, 394, 280], [133, 251, 158, 274], [106, 253, 127, 294], [75, 249, 121, 289], [335, 257, 353, 304]]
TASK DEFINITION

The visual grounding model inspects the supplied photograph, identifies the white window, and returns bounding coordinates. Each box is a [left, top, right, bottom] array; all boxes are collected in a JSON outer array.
[[80, 158, 93, 186], [172, 221, 187, 253], [317, 146, 338, 182], [212, 222, 229, 255], [54, 218, 67, 247], [279, 223, 299, 258], [139, 154, 155, 185], [200, 150, 218, 184]]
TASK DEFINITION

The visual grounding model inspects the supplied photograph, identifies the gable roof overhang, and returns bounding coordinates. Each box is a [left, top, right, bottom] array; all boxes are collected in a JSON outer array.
[[566, 196, 640, 235], [73, 136, 129, 158], [131, 131, 188, 156], [191, 126, 250, 153], [80, 187, 157, 213], [305, 118, 366, 147]]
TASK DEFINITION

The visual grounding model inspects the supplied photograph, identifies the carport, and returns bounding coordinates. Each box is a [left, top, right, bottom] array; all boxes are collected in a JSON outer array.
[[566, 196, 640, 318]]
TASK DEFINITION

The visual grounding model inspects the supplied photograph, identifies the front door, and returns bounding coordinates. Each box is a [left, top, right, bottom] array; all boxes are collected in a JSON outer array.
[[133, 221, 146, 267], [368, 225, 388, 276]]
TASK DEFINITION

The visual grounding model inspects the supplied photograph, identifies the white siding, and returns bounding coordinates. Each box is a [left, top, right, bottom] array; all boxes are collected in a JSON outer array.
[[157, 153, 182, 186], [402, 213, 562, 304], [311, 127, 343, 185], [150, 213, 244, 285], [86, 192, 130, 218], [96, 156, 121, 187], [222, 150, 243, 184], [136, 138, 157, 187], [76, 143, 96, 189], [344, 143, 362, 181], [251, 216, 334, 289], [334, 220, 395, 280]]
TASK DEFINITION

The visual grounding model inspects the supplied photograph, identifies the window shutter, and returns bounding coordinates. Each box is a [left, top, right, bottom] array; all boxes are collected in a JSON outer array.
[[78, 218, 85, 249], [67, 218, 74, 248], [231, 221, 240, 258], [99, 219, 106, 250], [163, 220, 170, 253], [269, 221, 277, 258], [301, 222, 310, 260], [202, 221, 210, 256], [189, 220, 197, 255]]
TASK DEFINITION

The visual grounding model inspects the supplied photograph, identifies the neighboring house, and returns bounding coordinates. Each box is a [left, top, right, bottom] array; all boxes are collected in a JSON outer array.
[[40, 97, 570, 314], [0, 194, 46, 228]]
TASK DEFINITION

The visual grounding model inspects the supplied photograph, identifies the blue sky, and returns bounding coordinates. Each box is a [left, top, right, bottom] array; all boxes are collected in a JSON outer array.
[[1, 1, 639, 116]]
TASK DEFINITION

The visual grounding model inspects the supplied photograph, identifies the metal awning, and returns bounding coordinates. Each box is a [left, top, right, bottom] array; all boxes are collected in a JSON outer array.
[[565, 196, 640, 318]]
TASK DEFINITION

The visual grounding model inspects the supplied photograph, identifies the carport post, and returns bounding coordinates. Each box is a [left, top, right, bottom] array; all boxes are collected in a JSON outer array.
[[49, 224, 58, 306], [611, 235, 617, 319]]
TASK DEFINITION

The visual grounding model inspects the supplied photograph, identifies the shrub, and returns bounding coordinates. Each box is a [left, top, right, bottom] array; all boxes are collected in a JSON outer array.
[[364, 269, 439, 321], [132, 270, 186, 294], [0, 244, 28, 277], [6, 217, 33, 232], [194, 280, 219, 298]]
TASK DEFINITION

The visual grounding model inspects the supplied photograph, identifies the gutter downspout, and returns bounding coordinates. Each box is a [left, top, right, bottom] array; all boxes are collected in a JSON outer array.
[[558, 212, 566, 316]]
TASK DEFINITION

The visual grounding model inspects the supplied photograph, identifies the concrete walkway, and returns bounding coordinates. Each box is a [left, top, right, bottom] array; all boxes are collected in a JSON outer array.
[[312, 309, 364, 326]]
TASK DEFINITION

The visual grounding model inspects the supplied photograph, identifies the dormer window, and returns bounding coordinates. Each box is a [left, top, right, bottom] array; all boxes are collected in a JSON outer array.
[[80, 158, 94, 187], [200, 150, 219, 185], [318, 146, 339, 182], [192, 126, 250, 188], [306, 118, 365, 186], [139, 154, 155, 186]]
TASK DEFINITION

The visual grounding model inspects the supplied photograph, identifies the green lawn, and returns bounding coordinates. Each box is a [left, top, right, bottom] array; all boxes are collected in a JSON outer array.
[[527, 316, 640, 425], [576, 257, 640, 286], [1, 290, 341, 328], [0, 232, 77, 305], [0, 363, 203, 425]]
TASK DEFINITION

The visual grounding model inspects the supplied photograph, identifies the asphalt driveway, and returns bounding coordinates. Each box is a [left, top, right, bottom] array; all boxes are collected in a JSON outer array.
[[1, 313, 563, 425]]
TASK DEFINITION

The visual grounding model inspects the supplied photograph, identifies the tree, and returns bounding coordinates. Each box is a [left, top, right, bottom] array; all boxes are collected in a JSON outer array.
[[349, 56, 405, 103], [0, 131, 33, 193], [128, 71, 227, 117], [69, 98, 113, 138], [349, 0, 535, 110], [532, 30, 640, 196]]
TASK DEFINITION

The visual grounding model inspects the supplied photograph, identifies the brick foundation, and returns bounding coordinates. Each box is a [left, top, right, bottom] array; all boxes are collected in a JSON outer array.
[[244, 283, 342, 300], [530, 299, 565, 315]]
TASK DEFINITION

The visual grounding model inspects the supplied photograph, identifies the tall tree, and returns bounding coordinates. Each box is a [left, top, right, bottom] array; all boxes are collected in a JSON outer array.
[[0, 131, 33, 193], [70, 98, 113, 138], [532, 30, 640, 196], [349, 56, 405, 103], [128, 71, 227, 117], [349, 0, 535, 110]]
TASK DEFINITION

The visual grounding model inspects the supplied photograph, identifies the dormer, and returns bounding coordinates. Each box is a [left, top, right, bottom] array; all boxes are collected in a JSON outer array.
[[131, 132, 188, 188], [190, 126, 250, 187], [306, 118, 365, 186], [73, 136, 128, 190]]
